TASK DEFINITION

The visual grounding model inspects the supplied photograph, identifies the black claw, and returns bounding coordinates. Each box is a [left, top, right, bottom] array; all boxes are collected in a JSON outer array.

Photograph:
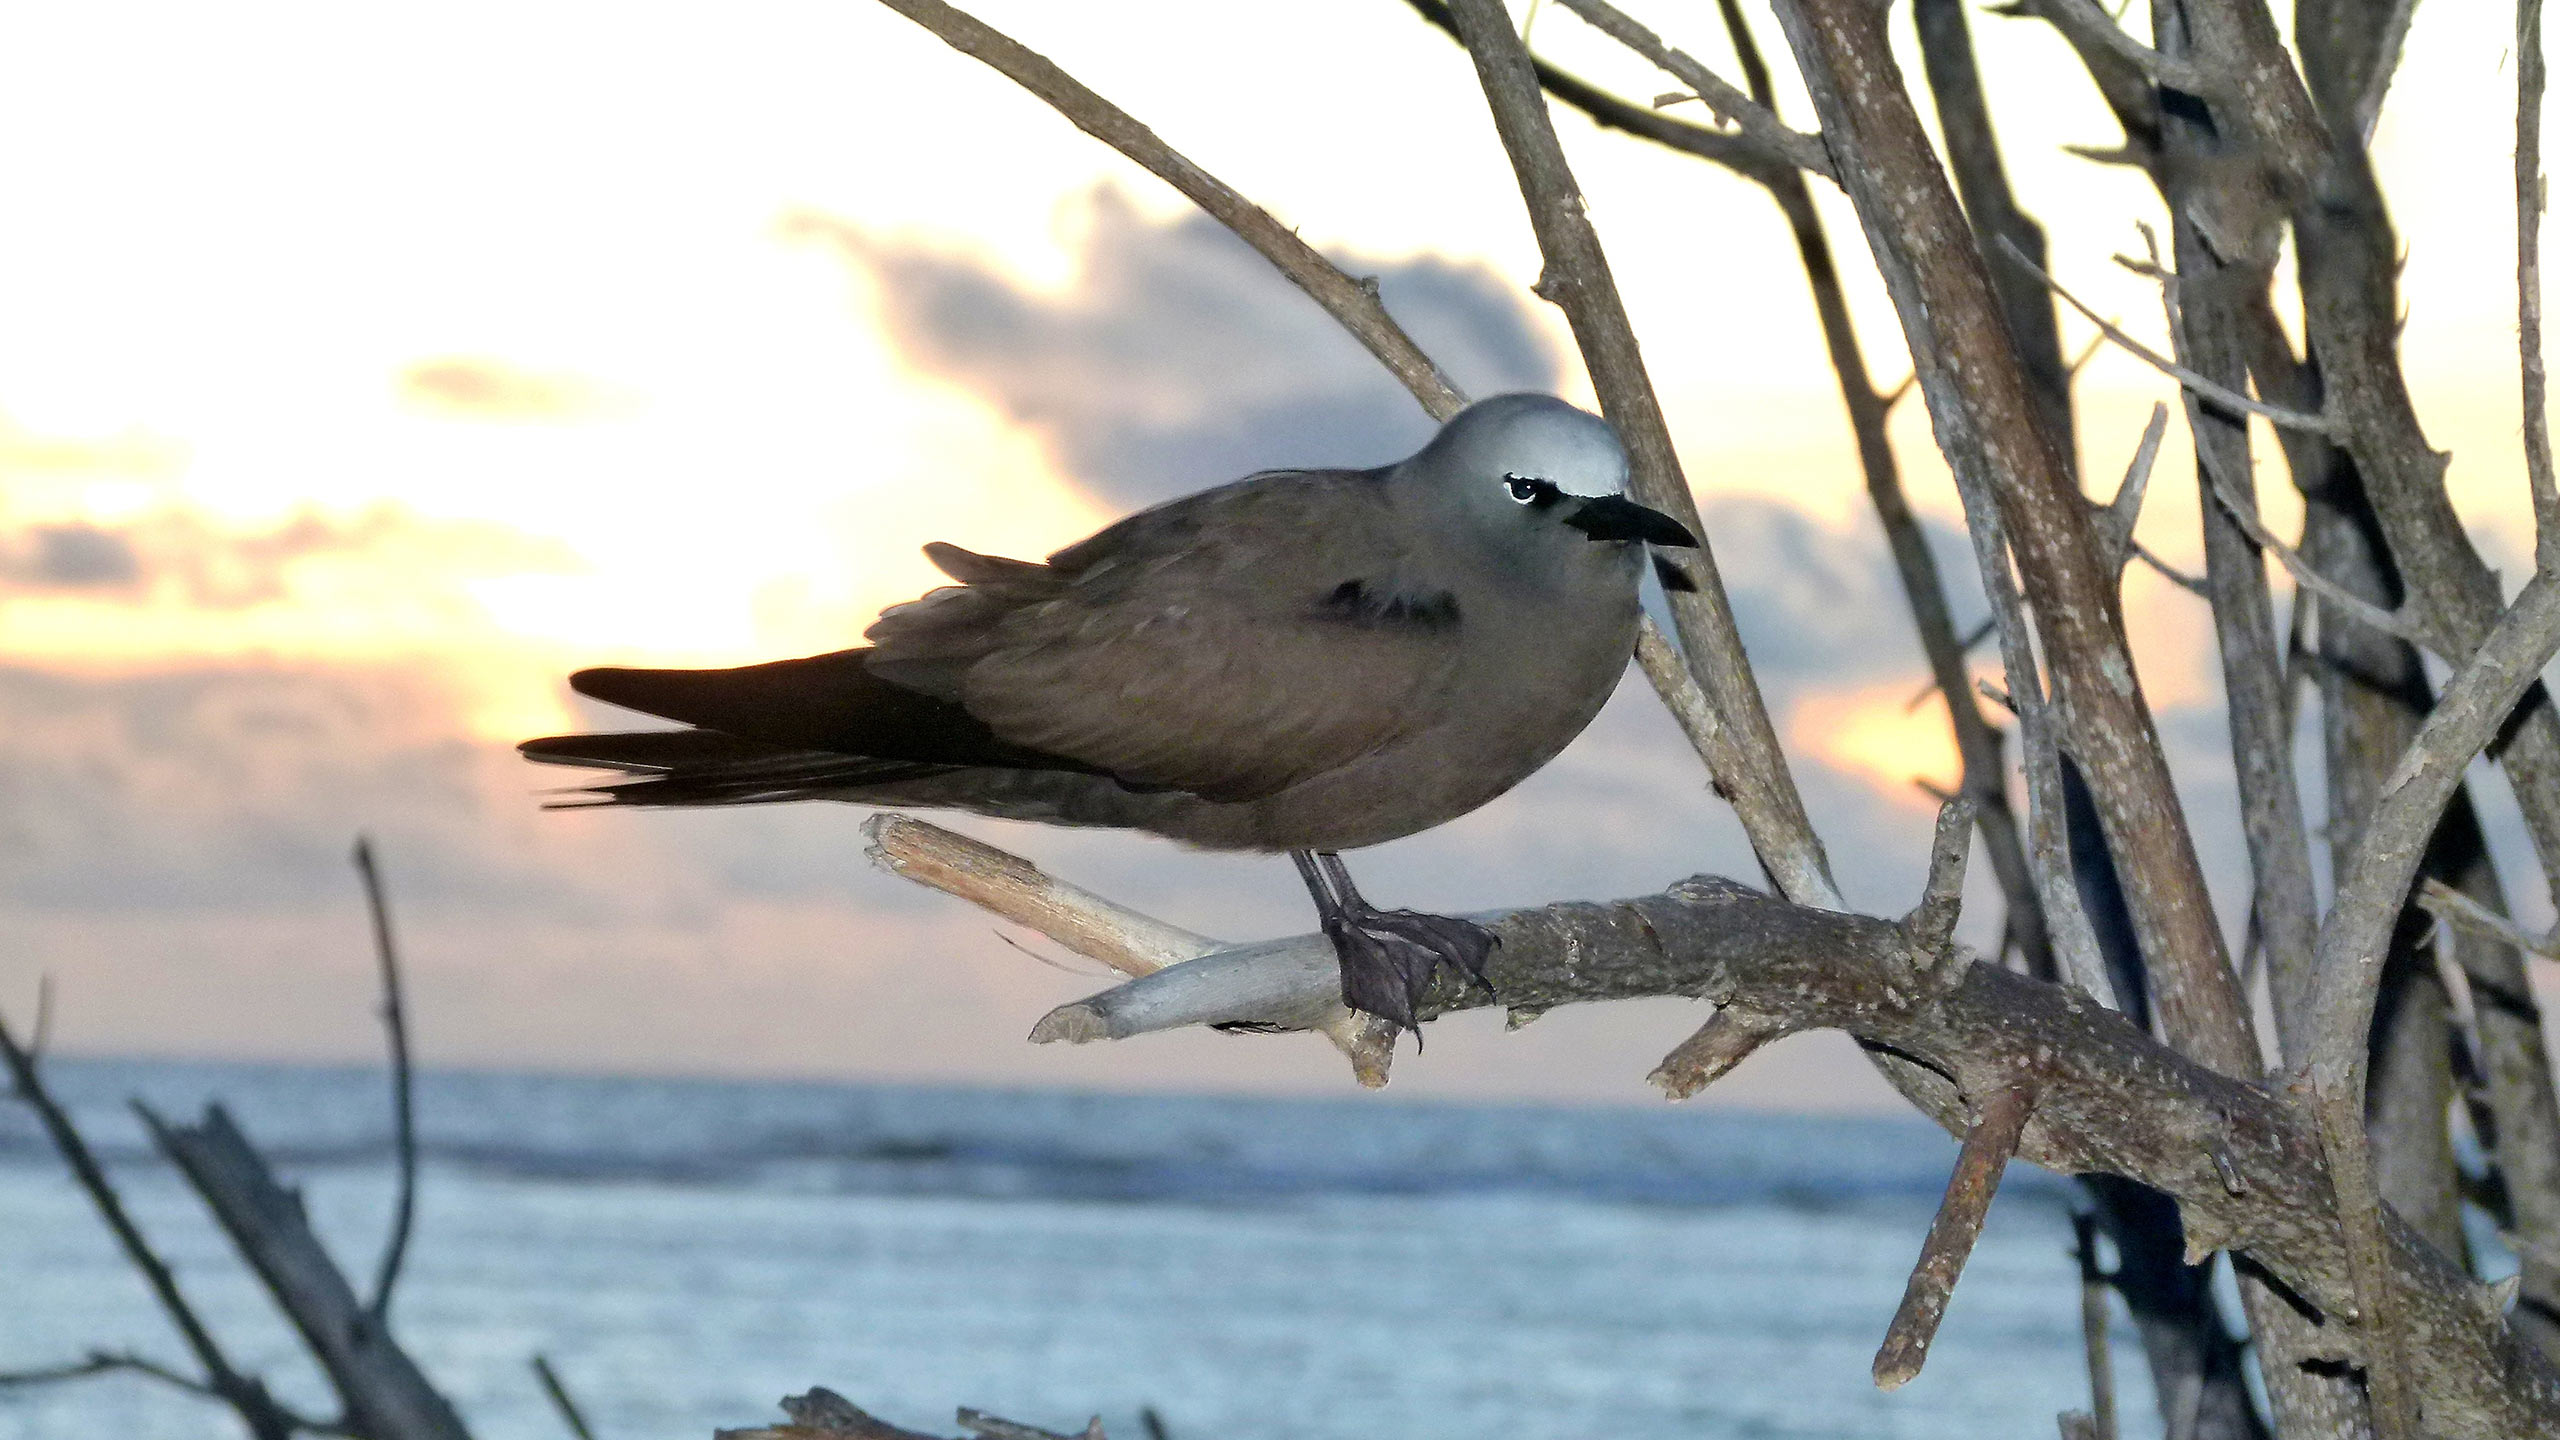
[[1292, 849, 1500, 1037], [1323, 908, 1499, 1033]]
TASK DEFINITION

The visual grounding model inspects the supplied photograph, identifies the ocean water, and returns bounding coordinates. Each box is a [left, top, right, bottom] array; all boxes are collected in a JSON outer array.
[[0, 1059, 2166, 1440]]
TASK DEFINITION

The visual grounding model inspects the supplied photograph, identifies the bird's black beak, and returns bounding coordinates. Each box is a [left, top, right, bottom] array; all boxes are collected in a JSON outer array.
[[1561, 494, 1698, 547]]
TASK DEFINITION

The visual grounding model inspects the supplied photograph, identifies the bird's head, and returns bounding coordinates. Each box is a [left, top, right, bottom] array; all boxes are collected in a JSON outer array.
[[1404, 393, 1698, 577]]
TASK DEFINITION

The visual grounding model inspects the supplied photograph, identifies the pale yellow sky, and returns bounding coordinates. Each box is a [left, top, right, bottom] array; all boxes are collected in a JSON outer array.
[[0, 0, 2547, 1101]]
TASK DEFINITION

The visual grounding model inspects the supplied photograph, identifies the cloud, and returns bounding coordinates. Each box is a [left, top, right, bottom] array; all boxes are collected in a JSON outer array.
[[399, 358, 602, 420], [0, 523, 143, 591], [0, 504, 578, 610], [789, 187, 1563, 511]]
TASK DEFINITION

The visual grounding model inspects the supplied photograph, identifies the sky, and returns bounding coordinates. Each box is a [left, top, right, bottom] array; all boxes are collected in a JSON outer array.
[[0, 0, 2548, 1110]]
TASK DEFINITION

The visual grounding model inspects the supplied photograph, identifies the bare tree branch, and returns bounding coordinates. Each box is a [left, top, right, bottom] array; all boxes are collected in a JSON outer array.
[[0, 1351, 351, 1436], [1874, 1077, 2041, 1388], [2310, 569, 2560, 1438], [352, 837, 418, 1323], [2201, 454, 2445, 657], [1547, 0, 1837, 180], [2002, 240, 2338, 436], [2069, 1212, 2121, 1440], [2419, 878, 2560, 965], [1440, 0, 1840, 910], [863, 813, 1396, 1083], [2094, 403, 2170, 575], [2025, 0, 2217, 94], [1768, 0, 2248, 1073], [886, 807, 2560, 1437], [2429, 811, 2560, 1357], [2354, 0, 2423, 143], [1398, 0, 1791, 182], [0, 1008, 302, 1440], [138, 1103, 476, 1440], [873, 0, 1465, 418], [531, 1355, 600, 1440], [2522, 0, 2560, 571]]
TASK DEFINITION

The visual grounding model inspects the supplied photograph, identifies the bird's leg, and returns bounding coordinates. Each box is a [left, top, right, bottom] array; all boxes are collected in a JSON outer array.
[[1291, 850, 1498, 1032]]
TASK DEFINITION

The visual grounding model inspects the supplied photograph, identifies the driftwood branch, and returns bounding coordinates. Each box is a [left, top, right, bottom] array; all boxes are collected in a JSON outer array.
[[719, 1390, 1104, 1440], [862, 813, 1397, 1083], [352, 837, 419, 1323], [138, 1102, 476, 1440]]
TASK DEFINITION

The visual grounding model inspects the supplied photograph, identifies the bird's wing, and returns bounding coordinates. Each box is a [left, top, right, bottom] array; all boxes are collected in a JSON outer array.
[[887, 470, 1467, 804]]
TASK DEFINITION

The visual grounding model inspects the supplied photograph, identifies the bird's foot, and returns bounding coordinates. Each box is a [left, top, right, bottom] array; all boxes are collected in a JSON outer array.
[[1322, 906, 1499, 1034]]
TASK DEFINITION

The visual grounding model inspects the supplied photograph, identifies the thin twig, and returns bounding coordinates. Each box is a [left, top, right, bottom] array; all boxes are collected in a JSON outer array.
[[0, 1010, 298, 1440], [957, 1409, 1106, 1440], [530, 1355, 599, 1440], [1874, 1077, 2042, 1388], [2419, 877, 2560, 965], [2521, 0, 2560, 572], [1550, 0, 1837, 180], [0, 1350, 217, 1398], [1968, 504, 2116, 1005], [2129, 541, 2210, 597], [0, 1351, 352, 1435], [1401, 0, 1793, 182], [2096, 402, 2171, 572], [871, 0, 1466, 419], [2356, 0, 2424, 144], [2019, 0, 2214, 94], [27, 974, 52, 1068], [353, 838, 418, 1323], [2001, 240, 2337, 435], [2196, 440, 2446, 657], [1901, 619, 1997, 712], [2069, 1212, 2120, 1440]]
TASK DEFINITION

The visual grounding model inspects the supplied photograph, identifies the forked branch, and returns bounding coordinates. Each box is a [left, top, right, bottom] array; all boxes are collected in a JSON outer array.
[[863, 814, 2560, 1438]]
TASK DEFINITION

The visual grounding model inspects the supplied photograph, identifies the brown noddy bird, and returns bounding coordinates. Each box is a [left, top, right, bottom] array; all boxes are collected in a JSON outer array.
[[520, 392, 1698, 1031]]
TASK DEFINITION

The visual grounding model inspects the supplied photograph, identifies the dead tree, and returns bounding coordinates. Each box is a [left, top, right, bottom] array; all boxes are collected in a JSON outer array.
[[0, 843, 477, 1440], [716, 0, 2560, 1436]]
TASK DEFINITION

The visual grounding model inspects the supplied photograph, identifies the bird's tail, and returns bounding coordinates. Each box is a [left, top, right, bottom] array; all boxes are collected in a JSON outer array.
[[520, 647, 1105, 809]]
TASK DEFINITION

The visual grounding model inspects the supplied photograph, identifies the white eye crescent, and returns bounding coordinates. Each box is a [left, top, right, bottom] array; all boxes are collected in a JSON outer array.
[[1504, 473, 1556, 506]]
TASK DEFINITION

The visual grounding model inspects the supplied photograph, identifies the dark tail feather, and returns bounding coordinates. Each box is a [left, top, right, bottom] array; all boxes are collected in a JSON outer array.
[[562, 647, 1092, 774], [522, 647, 1106, 809]]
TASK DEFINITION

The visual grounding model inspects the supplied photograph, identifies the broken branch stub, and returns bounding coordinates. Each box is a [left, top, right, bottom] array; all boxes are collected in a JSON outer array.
[[1874, 1077, 2042, 1389]]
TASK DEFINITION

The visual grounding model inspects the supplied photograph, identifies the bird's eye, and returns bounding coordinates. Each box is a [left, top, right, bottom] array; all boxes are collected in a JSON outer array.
[[1504, 473, 1551, 505]]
